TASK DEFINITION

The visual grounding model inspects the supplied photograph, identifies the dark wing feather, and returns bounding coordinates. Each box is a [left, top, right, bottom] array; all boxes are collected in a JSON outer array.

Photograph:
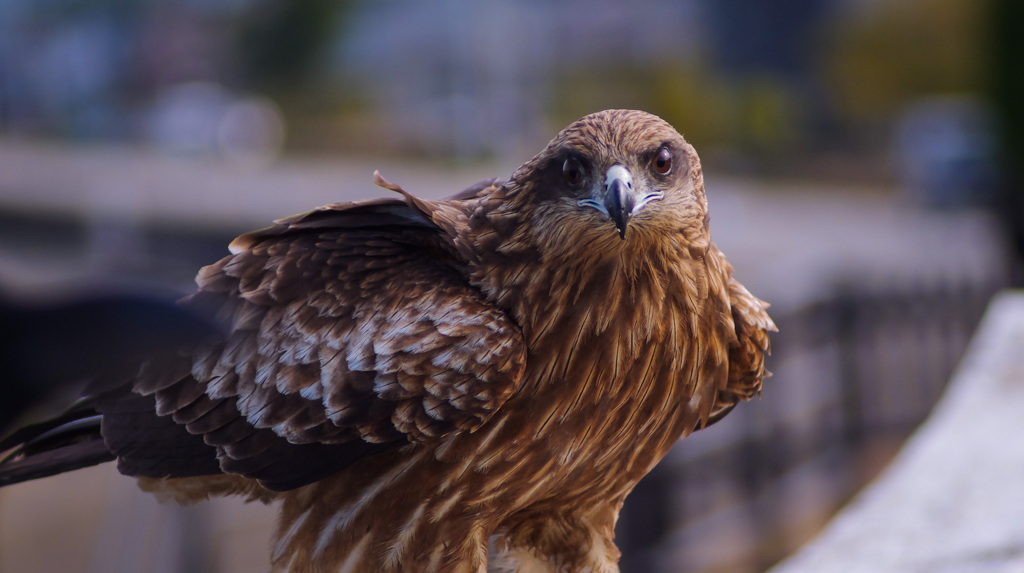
[[105, 195, 527, 491], [0, 403, 113, 487]]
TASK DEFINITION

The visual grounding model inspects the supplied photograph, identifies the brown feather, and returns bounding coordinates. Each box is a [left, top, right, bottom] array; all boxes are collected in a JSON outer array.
[[41, 110, 774, 572]]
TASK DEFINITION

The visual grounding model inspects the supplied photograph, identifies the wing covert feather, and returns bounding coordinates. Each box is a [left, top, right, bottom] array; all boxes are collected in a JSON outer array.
[[703, 245, 776, 424], [122, 198, 526, 489], [193, 204, 526, 443]]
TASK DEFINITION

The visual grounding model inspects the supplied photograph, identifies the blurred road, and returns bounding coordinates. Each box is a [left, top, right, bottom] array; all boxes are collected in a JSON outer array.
[[0, 138, 1008, 306]]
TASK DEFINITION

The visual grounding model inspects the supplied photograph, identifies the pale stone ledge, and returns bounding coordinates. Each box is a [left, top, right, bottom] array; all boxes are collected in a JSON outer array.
[[769, 290, 1024, 573]]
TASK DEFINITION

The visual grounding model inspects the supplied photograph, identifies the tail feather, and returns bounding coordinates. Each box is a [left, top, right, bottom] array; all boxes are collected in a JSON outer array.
[[0, 407, 114, 487], [0, 288, 228, 488]]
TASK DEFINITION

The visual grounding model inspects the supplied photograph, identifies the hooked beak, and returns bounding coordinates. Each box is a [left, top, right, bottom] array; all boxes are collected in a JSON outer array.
[[577, 164, 663, 240], [604, 165, 634, 239]]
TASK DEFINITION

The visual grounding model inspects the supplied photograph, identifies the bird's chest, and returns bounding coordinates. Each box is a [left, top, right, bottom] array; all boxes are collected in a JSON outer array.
[[489, 303, 704, 502], [464, 253, 716, 503]]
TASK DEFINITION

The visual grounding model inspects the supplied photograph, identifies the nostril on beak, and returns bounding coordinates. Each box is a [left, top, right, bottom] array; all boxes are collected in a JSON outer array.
[[604, 165, 634, 239]]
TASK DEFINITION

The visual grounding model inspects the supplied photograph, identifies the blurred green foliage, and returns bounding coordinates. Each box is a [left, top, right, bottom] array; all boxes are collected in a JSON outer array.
[[541, 0, 990, 171], [0, 0, 996, 168], [821, 0, 987, 123], [550, 63, 800, 157], [237, 1, 351, 92], [990, 0, 1024, 265]]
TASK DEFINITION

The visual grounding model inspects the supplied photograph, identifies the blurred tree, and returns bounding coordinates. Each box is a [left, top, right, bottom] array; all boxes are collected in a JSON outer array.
[[990, 0, 1024, 279], [700, 0, 826, 156], [236, 1, 352, 93], [702, 0, 828, 79], [652, 64, 740, 151], [549, 64, 739, 153], [824, 0, 987, 126], [551, 62, 801, 161]]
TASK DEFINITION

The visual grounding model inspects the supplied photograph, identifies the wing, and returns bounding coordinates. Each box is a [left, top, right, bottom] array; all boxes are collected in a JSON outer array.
[[103, 192, 527, 491], [702, 245, 776, 427], [0, 291, 221, 433]]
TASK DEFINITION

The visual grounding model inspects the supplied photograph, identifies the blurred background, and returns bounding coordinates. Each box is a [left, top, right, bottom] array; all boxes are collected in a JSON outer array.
[[0, 0, 1021, 572]]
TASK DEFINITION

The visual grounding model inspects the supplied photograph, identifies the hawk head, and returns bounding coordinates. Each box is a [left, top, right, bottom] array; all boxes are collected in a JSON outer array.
[[506, 109, 709, 252]]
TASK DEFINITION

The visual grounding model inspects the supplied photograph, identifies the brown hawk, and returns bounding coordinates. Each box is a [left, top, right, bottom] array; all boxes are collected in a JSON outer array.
[[0, 109, 774, 572]]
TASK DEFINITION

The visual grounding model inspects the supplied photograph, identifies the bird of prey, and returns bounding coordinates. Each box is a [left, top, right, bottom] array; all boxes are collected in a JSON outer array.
[[0, 109, 774, 572]]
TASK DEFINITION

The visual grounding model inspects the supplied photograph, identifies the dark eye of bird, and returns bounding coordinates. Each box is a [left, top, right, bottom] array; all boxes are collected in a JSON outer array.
[[562, 157, 583, 186], [652, 146, 672, 175]]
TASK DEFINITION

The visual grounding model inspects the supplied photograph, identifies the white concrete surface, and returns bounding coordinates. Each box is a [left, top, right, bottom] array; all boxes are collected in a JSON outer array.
[[770, 291, 1024, 573]]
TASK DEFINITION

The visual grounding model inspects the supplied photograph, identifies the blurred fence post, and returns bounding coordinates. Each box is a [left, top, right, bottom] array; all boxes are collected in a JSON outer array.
[[832, 284, 864, 449]]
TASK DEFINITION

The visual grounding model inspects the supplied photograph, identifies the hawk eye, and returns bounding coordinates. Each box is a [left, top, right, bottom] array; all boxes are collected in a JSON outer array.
[[652, 146, 672, 175], [562, 157, 583, 186]]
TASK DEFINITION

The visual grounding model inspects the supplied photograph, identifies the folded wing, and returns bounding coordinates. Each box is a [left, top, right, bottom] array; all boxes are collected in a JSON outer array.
[[105, 194, 526, 491]]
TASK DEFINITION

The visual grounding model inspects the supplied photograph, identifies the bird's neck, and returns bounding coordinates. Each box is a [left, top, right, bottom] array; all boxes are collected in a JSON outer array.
[[496, 234, 704, 326], [473, 227, 712, 390]]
